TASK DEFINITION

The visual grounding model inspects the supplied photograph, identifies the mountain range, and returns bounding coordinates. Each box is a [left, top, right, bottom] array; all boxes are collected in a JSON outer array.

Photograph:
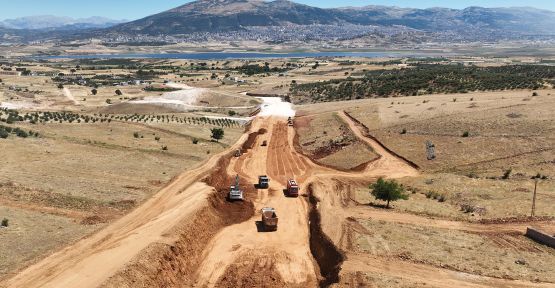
[[0, 15, 125, 30], [2, 0, 555, 44], [103, 0, 555, 36]]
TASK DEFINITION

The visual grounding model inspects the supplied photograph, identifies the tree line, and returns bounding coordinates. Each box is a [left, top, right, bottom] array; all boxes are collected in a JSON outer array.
[[290, 64, 555, 103]]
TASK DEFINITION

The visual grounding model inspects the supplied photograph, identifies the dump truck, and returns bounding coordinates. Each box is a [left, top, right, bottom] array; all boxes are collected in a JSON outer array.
[[261, 207, 278, 231], [286, 179, 299, 197], [258, 175, 269, 189], [228, 175, 244, 201]]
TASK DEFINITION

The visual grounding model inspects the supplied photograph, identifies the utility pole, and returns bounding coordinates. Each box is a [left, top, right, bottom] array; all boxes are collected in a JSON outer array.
[[531, 178, 538, 217]]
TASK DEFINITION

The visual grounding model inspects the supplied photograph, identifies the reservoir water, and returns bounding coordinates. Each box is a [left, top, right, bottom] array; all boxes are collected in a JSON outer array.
[[37, 51, 436, 60]]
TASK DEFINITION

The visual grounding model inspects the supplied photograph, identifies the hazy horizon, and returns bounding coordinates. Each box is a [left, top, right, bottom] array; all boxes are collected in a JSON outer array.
[[1, 0, 554, 22]]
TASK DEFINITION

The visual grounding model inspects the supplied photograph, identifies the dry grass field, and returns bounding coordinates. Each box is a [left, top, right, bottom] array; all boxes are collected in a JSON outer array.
[[0, 111, 243, 279], [297, 85, 554, 287], [343, 90, 555, 176], [295, 111, 378, 170], [354, 218, 555, 283], [352, 173, 555, 220]]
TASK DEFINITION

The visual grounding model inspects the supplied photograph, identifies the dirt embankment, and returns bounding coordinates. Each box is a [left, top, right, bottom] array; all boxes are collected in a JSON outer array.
[[101, 154, 255, 287], [241, 128, 267, 153], [292, 121, 378, 173], [343, 111, 420, 170], [215, 255, 290, 288]]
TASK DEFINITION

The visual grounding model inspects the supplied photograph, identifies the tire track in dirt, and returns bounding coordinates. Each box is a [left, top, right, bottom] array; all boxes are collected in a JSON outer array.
[[193, 117, 318, 287]]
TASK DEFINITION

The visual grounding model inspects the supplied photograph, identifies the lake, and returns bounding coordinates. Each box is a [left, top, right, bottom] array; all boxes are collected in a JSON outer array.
[[37, 51, 436, 60]]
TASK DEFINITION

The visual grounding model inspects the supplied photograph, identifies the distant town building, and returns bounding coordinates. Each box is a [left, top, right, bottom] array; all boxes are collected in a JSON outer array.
[[0, 71, 21, 76]]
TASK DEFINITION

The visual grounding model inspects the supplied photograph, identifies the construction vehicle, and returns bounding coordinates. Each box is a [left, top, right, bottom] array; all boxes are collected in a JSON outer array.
[[234, 149, 242, 157], [261, 140, 268, 146], [286, 179, 299, 197], [228, 175, 244, 201], [261, 207, 278, 231], [258, 175, 269, 189]]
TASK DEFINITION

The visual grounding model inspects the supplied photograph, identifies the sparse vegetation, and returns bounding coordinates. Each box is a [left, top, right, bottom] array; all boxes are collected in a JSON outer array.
[[210, 127, 224, 142], [502, 168, 512, 179], [291, 64, 554, 103], [370, 178, 409, 208]]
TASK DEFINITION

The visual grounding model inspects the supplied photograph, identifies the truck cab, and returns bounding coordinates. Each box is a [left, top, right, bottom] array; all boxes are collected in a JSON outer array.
[[258, 175, 269, 189], [286, 179, 299, 197]]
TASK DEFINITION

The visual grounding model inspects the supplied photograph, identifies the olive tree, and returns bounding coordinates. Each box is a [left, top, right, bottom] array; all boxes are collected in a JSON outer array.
[[370, 178, 409, 208]]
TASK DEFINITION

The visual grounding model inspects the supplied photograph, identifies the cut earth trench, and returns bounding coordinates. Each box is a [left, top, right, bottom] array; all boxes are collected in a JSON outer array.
[[101, 125, 344, 288]]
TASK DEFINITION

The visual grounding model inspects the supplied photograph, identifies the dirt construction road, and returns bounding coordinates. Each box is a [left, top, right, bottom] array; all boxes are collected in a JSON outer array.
[[3, 107, 554, 287]]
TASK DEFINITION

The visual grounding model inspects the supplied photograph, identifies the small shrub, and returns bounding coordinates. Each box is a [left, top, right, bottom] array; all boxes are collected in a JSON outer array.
[[462, 131, 470, 137], [161, 145, 168, 151], [460, 201, 477, 213], [154, 136, 160, 141], [400, 128, 407, 134], [15, 129, 28, 138], [532, 92, 538, 96], [506, 112, 522, 119], [133, 132, 140, 138], [192, 138, 199, 144], [106, 99, 112, 104], [502, 168, 512, 180], [438, 194, 447, 202], [0, 129, 8, 139], [228, 110, 236, 116], [452, 98, 457, 102], [1, 218, 8, 227], [467, 171, 479, 179]]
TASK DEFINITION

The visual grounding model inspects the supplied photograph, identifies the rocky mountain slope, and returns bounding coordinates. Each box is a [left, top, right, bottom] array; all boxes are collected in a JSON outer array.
[[104, 0, 555, 36]]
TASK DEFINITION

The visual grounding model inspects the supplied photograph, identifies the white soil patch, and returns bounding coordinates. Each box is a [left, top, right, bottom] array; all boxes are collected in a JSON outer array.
[[0, 102, 32, 110], [257, 97, 296, 118]]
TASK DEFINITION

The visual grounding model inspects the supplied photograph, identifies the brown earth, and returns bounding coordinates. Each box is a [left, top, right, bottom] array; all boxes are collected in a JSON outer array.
[[2, 108, 554, 288]]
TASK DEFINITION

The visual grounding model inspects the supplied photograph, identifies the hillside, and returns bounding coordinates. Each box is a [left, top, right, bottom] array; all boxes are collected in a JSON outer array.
[[101, 0, 555, 37], [2, 0, 555, 43]]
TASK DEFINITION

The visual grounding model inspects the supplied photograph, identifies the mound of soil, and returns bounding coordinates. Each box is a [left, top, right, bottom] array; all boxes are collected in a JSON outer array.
[[241, 128, 267, 152], [101, 154, 255, 288], [216, 255, 288, 288]]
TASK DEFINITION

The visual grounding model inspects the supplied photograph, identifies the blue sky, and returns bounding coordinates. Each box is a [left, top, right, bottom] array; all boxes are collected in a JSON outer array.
[[1, 0, 554, 20]]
